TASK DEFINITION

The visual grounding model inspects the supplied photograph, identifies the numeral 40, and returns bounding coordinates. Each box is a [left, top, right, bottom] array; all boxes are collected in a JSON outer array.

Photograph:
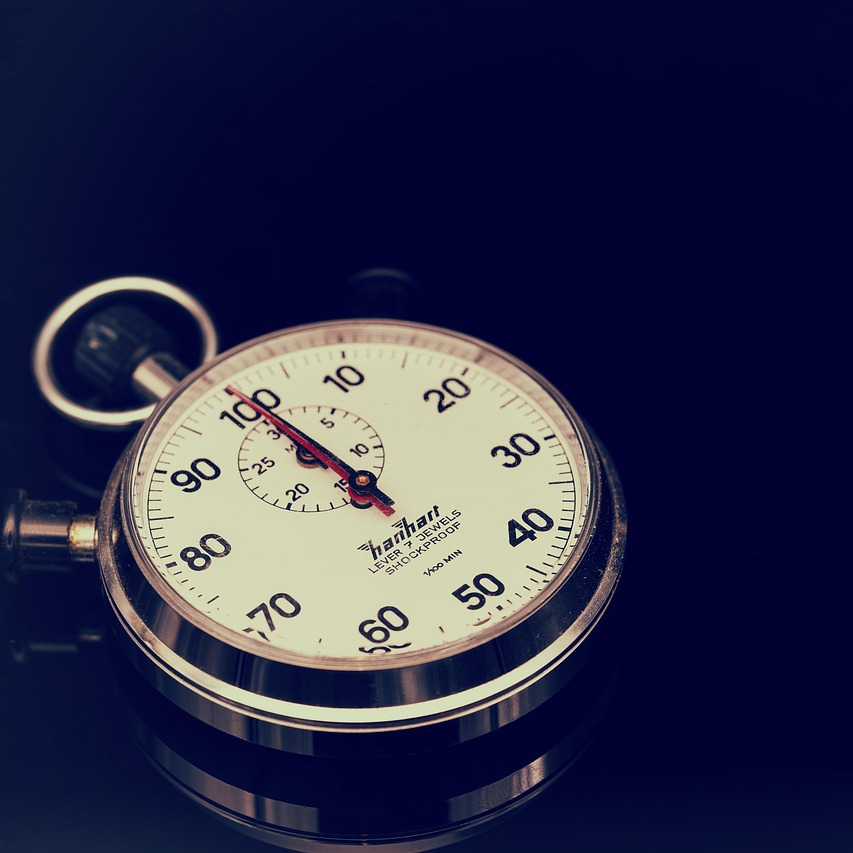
[[507, 508, 554, 547]]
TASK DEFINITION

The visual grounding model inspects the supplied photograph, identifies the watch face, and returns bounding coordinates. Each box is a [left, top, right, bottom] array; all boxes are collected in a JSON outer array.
[[126, 320, 593, 665]]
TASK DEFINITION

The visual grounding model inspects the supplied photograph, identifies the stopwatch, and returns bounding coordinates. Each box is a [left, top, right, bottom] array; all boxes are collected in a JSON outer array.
[[3, 275, 626, 851]]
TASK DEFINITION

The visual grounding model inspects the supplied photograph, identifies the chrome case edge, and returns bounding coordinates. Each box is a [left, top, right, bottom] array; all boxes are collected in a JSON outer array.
[[99, 432, 625, 754]]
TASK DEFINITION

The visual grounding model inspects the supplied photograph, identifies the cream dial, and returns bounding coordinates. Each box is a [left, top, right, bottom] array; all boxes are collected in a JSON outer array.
[[128, 322, 592, 663]]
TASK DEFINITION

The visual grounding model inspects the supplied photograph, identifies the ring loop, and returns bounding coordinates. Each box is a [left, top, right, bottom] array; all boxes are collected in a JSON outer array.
[[32, 277, 219, 430]]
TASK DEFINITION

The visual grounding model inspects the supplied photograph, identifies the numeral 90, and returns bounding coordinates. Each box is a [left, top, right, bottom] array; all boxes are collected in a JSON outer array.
[[170, 458, 222, 493]]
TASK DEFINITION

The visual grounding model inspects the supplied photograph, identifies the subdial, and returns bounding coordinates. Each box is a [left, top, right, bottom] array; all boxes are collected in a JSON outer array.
[[237, 406, 386, 512]]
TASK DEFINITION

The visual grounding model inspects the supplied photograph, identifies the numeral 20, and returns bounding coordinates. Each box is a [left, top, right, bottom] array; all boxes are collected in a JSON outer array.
[[285, 483, 309, 502], [423, 377, 471, 413]]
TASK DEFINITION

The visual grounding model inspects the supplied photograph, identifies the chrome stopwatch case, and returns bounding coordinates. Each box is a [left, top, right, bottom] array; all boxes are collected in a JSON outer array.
[[10, 277, 627, 851]]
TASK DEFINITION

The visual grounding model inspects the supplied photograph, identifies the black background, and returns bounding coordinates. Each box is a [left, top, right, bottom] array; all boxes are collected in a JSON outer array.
[[1, 3, 850, 851]]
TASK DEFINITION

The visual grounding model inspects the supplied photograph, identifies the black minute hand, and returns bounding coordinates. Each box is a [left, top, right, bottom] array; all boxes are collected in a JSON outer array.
[[224, 387, 395, 516]]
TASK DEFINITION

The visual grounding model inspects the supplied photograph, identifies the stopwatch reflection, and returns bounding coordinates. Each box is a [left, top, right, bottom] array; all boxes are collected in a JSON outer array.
[[111, 634, 619, 851]]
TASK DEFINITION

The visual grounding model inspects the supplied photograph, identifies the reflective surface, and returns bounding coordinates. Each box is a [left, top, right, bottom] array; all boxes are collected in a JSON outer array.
[[114, 630, 618, 850], [1, 3, 850, 851]]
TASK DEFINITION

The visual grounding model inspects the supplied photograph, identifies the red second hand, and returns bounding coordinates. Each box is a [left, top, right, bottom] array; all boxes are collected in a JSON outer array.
[[224, 386, 395, 516]]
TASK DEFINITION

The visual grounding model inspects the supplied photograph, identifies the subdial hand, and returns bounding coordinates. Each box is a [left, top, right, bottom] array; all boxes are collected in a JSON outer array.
[[224, 387, 396, 516]]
